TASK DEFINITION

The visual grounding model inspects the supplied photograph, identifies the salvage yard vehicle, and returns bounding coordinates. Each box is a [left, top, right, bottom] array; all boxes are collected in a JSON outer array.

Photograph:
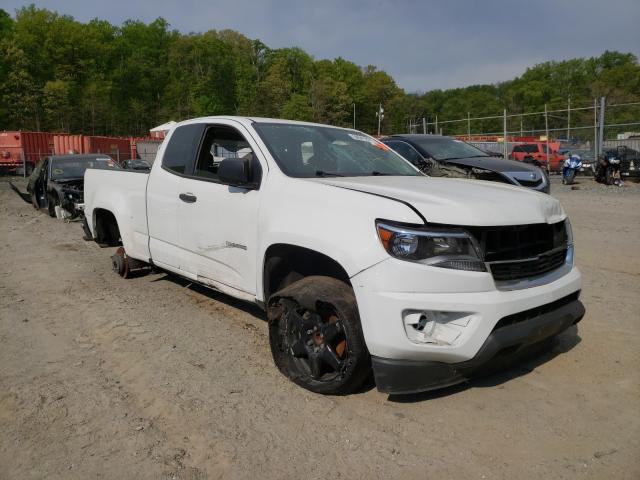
[[123, 159, 152, 171], [83, 117, 584, 395], [381, 134, 550, 193], [595, 150, 623, 186], [510, 142, 566, 172], [606, 145, 640, 180], [561, 154, 583, 185], [563, 148, 595, 175], [27, 154, 120, 219]]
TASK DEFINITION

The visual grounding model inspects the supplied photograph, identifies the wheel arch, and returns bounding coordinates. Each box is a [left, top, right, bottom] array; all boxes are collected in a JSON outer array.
[[92, 208, 122, 246], [262, 243, 352, 303]]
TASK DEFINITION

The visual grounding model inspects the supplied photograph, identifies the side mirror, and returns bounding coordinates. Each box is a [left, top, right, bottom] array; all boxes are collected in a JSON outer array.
[[218, 157, 258, 189]]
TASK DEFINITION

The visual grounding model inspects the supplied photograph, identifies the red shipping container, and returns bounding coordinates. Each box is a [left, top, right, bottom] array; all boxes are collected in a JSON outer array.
[[53, 134, 133, 162], [0, 131, 53, 174], [84, 136, 132, 161], [53, 134, 86, 155]]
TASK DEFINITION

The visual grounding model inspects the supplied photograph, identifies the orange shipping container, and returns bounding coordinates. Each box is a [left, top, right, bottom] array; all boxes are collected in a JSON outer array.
[[85, 136, 132, 161], [53, 134, 133, 161], [53, 134, 86, 155], [0, 131, 53, 174]]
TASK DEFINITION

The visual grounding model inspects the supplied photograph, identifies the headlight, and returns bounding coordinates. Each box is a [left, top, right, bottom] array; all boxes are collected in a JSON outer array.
[[564, 218, 574, 267], [376, 220, 486, 271], [565, 218, 573, 245]]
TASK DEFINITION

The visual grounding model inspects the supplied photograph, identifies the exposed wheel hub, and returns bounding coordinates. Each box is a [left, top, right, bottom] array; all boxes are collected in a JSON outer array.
[[284, 302, 347, 381]]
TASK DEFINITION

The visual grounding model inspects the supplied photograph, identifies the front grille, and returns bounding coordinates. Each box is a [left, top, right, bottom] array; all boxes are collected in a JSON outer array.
[[489, 248, 567, 281], [473, 170, 511, 184], [516, 178, 543, 188], [466, 222, 566, 261], [464, 221, 568, 281]]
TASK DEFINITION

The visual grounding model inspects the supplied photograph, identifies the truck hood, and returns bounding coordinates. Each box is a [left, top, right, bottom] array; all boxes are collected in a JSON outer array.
[[308, 176, 565, 226]]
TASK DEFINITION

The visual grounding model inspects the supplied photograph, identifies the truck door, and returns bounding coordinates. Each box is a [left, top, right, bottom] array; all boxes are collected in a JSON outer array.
[[177, 122, 264, 297], [146, 123, 205, 271]]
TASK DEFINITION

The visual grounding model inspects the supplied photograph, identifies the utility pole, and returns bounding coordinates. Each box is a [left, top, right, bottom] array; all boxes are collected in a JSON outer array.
[[544, 103, 550, 174], [422, 117, 426, 134], [435, 115, 438, 135], [503, 109, 508, 160], [520, 115, 523, 137], [467, 112, 471, 141], [598, 96, 605, 155], [593, 98, 598, 158], [376, 103, 384, 136], [353, 103, 356, 129], [567, 96, 571, 140]]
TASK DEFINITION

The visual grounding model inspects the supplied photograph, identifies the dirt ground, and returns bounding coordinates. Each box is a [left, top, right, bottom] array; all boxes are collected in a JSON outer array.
[[1, 175, 639, 480]]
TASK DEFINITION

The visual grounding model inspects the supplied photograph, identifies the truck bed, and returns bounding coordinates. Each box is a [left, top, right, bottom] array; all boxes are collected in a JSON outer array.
[[84, 168, 151, 261]]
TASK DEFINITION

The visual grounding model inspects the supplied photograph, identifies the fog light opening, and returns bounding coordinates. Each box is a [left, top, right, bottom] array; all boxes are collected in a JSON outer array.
[[403, 310, 472, 346]]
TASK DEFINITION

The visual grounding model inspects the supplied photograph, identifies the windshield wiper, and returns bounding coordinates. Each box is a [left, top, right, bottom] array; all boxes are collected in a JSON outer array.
[[315, 170, 344, 177], [370, 171, 391, 176]]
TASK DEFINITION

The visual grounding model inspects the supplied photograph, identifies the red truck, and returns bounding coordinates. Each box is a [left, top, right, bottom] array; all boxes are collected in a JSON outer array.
[[510, 142, 566, 172]]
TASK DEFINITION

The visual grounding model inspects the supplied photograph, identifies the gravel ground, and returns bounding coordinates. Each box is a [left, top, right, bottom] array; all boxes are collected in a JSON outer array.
[[1, 175, 639, 479]]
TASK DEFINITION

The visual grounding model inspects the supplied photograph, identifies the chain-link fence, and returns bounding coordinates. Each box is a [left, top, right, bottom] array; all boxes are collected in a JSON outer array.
[[1, 139, 163, 176], [405, 97, 640, 167]]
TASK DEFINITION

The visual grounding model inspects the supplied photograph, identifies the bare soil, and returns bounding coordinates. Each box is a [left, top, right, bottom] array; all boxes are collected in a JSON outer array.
[[1, 176, 639, 479]]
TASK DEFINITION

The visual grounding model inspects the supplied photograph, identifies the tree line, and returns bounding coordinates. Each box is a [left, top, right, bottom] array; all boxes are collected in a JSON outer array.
[[1, 6, 638, 138]]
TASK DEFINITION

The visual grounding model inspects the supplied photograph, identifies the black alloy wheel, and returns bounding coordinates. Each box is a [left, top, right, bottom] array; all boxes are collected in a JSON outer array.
[[268, 276, 371, 395]]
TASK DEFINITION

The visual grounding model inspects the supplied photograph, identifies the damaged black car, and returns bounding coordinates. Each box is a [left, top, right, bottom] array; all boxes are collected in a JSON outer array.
[[27, 154, 120, 219], [382, 134, 550, 194]]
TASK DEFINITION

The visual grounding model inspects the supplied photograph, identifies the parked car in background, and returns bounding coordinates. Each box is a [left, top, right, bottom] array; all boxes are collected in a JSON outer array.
[[607, 145, 640, 180], [123, 159, 151, 171], [510, 143, 566, 172], [27, 154, 120, 219], [382, 134, 550, 193]]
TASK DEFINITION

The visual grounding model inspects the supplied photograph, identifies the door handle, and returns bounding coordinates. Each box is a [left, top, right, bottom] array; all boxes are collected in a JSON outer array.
[[179, 193, 197, 203]]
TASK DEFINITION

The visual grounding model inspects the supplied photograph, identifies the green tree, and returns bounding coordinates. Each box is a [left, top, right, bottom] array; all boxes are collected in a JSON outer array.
[[1, 44, 40, 130]]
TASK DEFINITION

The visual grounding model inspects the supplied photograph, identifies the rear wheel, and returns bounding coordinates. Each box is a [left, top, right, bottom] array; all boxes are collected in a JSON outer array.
[[268, 276, 371, 395], [111, 247, 131, 278]]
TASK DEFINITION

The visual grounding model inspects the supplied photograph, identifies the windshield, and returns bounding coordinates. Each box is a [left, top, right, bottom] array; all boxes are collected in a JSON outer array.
[[412, 137, 489, 160], [253, 123, 420, 177], [51, 157, 119, 180]]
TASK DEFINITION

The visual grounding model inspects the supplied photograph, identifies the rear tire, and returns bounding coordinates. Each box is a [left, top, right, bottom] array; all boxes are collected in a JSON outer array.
[[267, 276, 371, 395]]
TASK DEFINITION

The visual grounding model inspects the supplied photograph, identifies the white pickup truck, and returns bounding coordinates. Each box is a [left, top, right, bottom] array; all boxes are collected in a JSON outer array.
[[83, 117, 584, 395]]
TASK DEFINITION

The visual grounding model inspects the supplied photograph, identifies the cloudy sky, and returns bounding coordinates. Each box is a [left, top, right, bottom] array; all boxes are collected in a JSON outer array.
[[3, 0, 639, 92]]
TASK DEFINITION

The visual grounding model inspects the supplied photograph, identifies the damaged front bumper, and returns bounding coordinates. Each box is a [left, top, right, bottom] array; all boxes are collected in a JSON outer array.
[[351, 256, 583, 395], [372, 293, 584, 394]]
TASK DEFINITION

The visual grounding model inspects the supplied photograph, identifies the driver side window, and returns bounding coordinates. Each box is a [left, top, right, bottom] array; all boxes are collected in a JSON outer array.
[[194, 126, 254, 181]]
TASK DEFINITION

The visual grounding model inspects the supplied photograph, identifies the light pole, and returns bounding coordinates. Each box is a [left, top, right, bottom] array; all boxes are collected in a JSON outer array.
[[353, 103, 356, 129], [376, 103, 384, 136]]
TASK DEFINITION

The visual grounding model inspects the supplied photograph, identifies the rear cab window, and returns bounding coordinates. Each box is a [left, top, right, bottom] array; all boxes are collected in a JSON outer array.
[[162, 124, 206, 174]]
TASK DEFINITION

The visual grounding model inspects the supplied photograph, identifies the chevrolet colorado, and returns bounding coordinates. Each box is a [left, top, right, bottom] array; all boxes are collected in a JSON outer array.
[[83, 117, 584, 395]]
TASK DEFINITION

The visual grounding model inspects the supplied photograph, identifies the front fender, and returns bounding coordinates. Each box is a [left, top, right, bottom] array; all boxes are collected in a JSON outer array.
[[255, 175, 423, 301]]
